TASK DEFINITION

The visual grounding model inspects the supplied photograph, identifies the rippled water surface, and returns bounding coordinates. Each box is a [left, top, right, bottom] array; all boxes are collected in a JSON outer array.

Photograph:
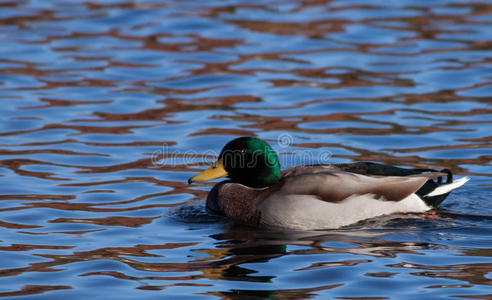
[[0, 0, 491, 298]]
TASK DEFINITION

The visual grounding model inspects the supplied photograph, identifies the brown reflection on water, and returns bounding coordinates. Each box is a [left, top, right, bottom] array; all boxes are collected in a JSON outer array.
[[0, 227, 441, 293], [0, 158, 76, 180], [0, 285, 72, 298], [20, 98, 113, 109], [204, 283, 345, 300], [391, 261, 492, 286], [0, 240, 278, 286], [49, 216, 159, 227]]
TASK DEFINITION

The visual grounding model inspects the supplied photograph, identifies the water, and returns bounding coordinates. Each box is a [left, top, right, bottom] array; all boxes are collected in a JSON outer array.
[[0, 0, 491, 298]]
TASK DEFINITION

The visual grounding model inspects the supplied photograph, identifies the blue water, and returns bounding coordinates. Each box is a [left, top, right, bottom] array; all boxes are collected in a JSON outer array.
[[0, 0, 491, 298]]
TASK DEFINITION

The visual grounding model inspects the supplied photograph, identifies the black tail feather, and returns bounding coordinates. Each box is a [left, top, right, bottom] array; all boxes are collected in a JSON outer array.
[[417, 168, 453, 207]]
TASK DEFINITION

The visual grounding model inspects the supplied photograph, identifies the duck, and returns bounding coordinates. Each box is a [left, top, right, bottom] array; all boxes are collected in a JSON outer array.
[[188, 137, 469, 230]]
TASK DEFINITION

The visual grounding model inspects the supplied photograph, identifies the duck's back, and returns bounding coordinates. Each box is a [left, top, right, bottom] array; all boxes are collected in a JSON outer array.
[[282, 162, 456, 207]]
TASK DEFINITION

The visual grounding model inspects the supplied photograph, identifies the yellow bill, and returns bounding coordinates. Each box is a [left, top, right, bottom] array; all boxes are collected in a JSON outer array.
[[188, 159, 228, 184]]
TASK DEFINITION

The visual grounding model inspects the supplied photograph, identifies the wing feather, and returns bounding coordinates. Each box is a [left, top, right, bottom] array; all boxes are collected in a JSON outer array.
[[277, 171, 428, 203]]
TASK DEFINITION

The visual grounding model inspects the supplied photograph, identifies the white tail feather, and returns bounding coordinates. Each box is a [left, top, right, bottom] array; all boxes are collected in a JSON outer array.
[[426, 177, 470, 197]]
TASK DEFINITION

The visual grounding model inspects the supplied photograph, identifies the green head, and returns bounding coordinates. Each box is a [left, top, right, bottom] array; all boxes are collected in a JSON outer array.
[[188, 137, 281, 188]]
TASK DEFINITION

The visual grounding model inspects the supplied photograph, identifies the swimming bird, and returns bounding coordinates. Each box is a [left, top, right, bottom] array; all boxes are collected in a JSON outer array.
[[188, 137, 469, 230]]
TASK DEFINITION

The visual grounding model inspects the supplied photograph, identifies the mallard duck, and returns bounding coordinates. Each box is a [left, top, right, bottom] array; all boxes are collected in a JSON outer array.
[[188, 137, 469, 230]]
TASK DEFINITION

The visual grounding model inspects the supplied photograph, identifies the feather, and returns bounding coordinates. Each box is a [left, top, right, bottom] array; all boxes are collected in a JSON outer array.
[[277, 171, 428, 203], [426, 177, 470, 197]]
